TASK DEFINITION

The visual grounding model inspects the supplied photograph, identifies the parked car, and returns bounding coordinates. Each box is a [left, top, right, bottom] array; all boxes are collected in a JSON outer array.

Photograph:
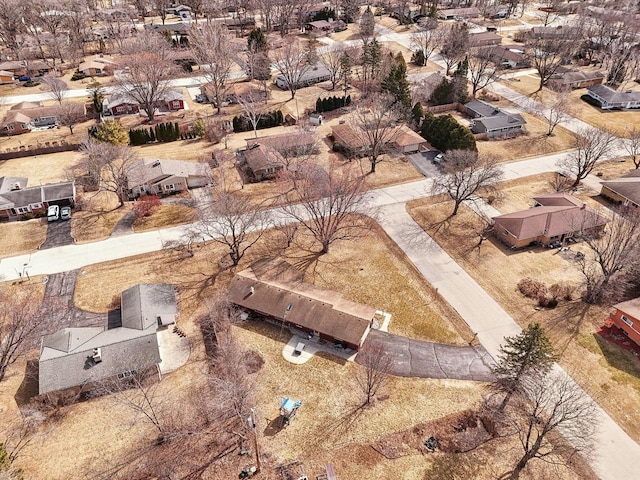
[[17, 75, 30, 82], [47, 205, 60, 222], [294, 342, 306, 356], [60, 206, 72, 220], [433, 153, 445, 164]]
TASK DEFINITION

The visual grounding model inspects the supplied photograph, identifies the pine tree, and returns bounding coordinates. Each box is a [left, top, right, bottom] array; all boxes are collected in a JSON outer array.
[[248, 28, 268, 53], [174, 122, 180, 141], [339, 51, 352, 99], [340, 0, 359, 23], [429, 77, 454, 106], [411, 102, 424, 126], [381, 52, 412, 113], [492, 323, 557, 411], [149, 128, 155, 142], [316, 97, 322, 113], [453, 56, 469, 104]]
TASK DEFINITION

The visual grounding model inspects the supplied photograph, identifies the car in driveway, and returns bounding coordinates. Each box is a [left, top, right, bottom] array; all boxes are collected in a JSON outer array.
[[47, 205, 59, 222], [433, 153, 445, 164], [60, 206, 72, 220]]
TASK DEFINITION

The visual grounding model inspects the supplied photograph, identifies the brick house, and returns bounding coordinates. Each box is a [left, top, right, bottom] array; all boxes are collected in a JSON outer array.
[[0, 177, 76, 220], [607, 298, 640, 347], [600, 170, 640, 210], [126, 158, 212, 198]]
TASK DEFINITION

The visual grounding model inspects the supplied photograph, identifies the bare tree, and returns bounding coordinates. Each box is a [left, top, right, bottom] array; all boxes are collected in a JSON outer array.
[[439, 23, 469, 75], [0, 288, 46, 382], [578, 209, 640, 304], [56, 102, 85, 134], [352, 95, 401, 174], [195, 189, 270, 266], [116, 31, 175, 122], [41, 74, 68, 104], [528, 90, 571, 137], [431, 150, 504, 216], [468, 47, 502, 97], [236, 91, 265, 139], [525, 35, 576, 91], [98, 7, 136, 51], [190, 23, 236, 115], [354, 342, 392, 407], [558, 128, 618, 188], [272, 38, 313, 100], [0, 0, 24, 56], [26, 0, 68, 68], [279, 163, 372, 254], [623, 126, 640, 169], [505, 372, 598, 480], [78, 138, 139, 206], [410, 19, 443, 65], [321, 45, 346, 91]]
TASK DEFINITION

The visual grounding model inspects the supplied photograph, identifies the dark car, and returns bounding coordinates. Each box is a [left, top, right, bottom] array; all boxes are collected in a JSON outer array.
[[18, 75, 30, 82]]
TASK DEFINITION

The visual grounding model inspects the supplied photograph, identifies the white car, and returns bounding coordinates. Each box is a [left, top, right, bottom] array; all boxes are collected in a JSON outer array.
[[60, 206, 72, 220], [47, 205, 59, 222]]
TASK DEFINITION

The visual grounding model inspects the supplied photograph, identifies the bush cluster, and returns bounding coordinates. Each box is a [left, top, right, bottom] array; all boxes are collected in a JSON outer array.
[[232, 110, 284, 133], [128, 122, 182, 145], [517, 277, 575, 308], [315, 95, 351, 113], [71, 71, 86, 81], [420, 112, 477, 152], [580, 94, 601, 108]]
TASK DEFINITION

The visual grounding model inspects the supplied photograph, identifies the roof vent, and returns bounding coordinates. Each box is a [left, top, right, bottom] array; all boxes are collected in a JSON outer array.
[[249, 286, 255, 295], [11, 182, 21, 190], [152, 161, 161, 168]]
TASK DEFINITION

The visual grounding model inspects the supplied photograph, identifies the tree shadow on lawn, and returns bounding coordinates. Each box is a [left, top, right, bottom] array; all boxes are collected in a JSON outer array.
[[530, 300, 593, 356], [593, 333, 640, 380]]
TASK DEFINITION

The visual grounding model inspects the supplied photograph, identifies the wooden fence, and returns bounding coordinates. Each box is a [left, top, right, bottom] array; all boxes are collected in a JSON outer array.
[[0, 142, 80, 161]]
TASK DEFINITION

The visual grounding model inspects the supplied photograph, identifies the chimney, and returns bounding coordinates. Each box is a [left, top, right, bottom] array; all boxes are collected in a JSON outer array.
[[581, 203, 586, 210], [249, 286, 255, 296]]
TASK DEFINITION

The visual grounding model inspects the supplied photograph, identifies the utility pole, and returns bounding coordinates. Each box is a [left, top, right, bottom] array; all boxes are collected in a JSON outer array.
[[250, 407, 261, 473]]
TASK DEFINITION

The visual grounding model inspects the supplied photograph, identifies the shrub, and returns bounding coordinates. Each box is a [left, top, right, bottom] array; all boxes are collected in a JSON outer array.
[[95, 119, 128, 145], [517, 277, 548, 299], [23, 80, 40, 87], [133, 195, 161, 218], [549, 281, 575, 301], [580, 94, 601, 108], [71, 71, 86, 81], [315, 96, 350, 113], [411, 49, 426, 66]]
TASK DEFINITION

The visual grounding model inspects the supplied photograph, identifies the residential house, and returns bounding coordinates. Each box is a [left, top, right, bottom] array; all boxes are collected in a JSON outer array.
[[235, 143, 285, 182], [159, 89, 185, 111], [469, 32, 502, 47], [275, 62, 331, 90], [528, 25, 580, 40], [479, 46, 529, 69], [600, 170, 640, 209], [78, 54, 116, 77], [330, 123, 367, 155], [0, 177, 76, 220], [0, 59, 50, 77], [607, 298, 640, 347], [437, 7, 481, 20], [306, 20, 334, 33], [464, 99, 527, 138], [146, 21, 191, 34], [201, 81, 269, 106], [586, 84, 640, 110], [38, 284, 178, 395], [227, 259, 376, 351], [166, 4, 192, 20], [126, 158, 212, 198], [547, 70, 605, 91], [389, 125, 430, 154], [245, 131, 319, 157], [1, 101, 86, 135], [492, 193, 609, 249], [0, 70, 14, 84], [102, 93, 140, 116]]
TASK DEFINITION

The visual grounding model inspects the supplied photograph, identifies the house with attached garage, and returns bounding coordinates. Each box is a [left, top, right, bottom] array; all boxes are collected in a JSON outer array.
[[547, 70, 605, 91], [126, 158, 212, 198], [235, 143, 286, 182], [492, 193, 609, 249], [464, 99, 526, 138], [600, 170, 640, 209], [586, 84, 640, 110], [78, 54, 116, 77], [0, 177, 76, 220], [275, 62, 331, 90], [102, 93, 140, 116], [38, 284, 178, 395], [0, 101, 86, 136], [228, 259, 377, 351]]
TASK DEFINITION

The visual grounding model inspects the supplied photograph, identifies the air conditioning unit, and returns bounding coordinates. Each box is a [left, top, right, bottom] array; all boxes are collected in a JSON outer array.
[[92, 348, 102, 363]]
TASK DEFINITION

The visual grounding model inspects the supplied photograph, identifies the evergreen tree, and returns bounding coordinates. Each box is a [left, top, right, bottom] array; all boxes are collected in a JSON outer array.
[[411, 102, 424, 126], [174, 122, 180, 141], [149, 127, 155, 142], [420, 113, 476, 152], [492, 323, 557, 411], [94, 119, 129, 145], [381, 52, 412, 113], [316, 97, 322, 112], [248, 28, 268, 53], [429, 77, 455, 106], [453, 56, 469, 104], [411, 49, 426, 66], [339, 51, 352, 99]]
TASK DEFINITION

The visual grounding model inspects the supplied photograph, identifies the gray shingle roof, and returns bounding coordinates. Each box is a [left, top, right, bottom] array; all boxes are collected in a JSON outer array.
[[121, 284, 178, 330], [587, 84, 640, 104], [473, 113, 526, 131], [601, 170, 640, 205]]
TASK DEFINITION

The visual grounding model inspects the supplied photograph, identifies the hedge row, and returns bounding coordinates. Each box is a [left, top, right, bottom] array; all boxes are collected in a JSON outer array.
[[315, 95, 351, 113], [232, 110, 284, 132], [129, 122, 181, 146]]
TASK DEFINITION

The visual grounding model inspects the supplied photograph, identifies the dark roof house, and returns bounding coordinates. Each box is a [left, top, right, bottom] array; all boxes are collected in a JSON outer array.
[[38, 284, 177, 395], [236, 143, 286, 182], [586, 84, 640, 110], [600, 170, 640, 209], [464, 99, 526, 138], [547, 70, 605, 91], [0, 178, 76, 219], [127, 158, 212, 198], [227, 259, 375, 350]]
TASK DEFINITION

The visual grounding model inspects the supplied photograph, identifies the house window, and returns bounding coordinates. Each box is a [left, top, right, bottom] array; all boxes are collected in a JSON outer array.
[[29, 203, 42, 209], [7, 124, 14, 131], [621, 315, 633, 328], [164, 184, 175, 191], [171, 100, 181, 109], [116, 106, 125, 113], [15, 206, 30, 214]]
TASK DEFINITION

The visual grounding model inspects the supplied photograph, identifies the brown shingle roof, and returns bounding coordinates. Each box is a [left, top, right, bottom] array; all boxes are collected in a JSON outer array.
[[493, 193, 608, 240], [238, 144, 285, 173], [227, 259, 374, 347], [391, 125, 428, 147]]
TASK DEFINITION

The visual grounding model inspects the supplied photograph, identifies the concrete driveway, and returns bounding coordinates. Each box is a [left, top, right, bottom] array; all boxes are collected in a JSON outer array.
[[408, 152, 442, 178], [360, 330, 495, 382], [41, 219, 74, 249]]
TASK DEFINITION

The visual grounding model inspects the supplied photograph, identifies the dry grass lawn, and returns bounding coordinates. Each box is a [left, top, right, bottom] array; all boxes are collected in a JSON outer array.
[[71, 190, 131, 243], [407, 184, 640, 442], [0, 219, 47, 258], [132, 204, 197, 232], [501, 74, 640, 137], [0, 151, 84, 185]]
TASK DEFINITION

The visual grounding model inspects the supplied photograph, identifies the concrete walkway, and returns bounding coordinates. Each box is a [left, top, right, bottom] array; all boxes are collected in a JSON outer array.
[[376, 202, 640, 480], [282, 334, 356, 364], [361, 330, 495, 382]]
